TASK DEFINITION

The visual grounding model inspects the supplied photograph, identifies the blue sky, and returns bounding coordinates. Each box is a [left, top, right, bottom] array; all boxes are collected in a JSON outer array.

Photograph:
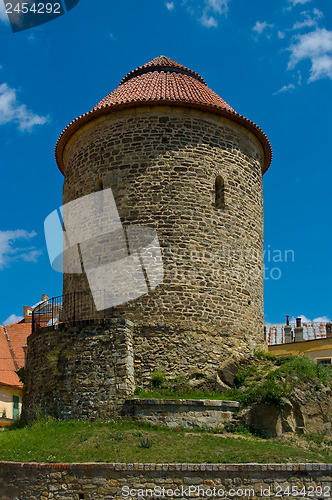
[[0, 0, 331, 326]]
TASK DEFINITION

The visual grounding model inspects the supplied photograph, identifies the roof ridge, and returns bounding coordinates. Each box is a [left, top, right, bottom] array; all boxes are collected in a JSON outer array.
[[120, 56, 206, 86], [3, 326, 20, 372]]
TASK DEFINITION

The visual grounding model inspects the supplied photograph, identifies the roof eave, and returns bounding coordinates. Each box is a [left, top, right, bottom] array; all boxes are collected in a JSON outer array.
[[55, 100, 272, 175]]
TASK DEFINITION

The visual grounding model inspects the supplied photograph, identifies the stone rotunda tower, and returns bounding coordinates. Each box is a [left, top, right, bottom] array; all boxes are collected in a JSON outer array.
[[23, 56, 272, 421], [56, 56, 271, 349]]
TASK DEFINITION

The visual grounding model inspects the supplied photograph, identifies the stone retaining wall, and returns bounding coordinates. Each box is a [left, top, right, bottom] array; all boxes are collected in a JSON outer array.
[[23, 321, 243, 422], [124, 398, 240, 429], [22, 321, 135, 422], [0, 462, 330, 500]]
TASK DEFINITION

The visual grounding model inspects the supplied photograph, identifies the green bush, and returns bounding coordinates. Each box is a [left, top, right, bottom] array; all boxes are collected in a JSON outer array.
[[150, 371, 165, 388], [140, 437, 153, 448], [17, 367, 25, 384], [254, 350, 277, 361], [276, 356, 332, 385], [234, 365, 258, 387]]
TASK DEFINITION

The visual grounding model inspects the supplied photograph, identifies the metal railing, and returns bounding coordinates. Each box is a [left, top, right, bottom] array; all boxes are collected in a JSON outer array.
[[265, 322, 331, 346], [31, 291, 114, 333]]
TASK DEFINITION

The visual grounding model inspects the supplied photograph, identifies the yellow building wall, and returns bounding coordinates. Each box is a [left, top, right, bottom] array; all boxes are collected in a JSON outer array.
[[0, 385, 22, 420], [269, 338, 332, 363]]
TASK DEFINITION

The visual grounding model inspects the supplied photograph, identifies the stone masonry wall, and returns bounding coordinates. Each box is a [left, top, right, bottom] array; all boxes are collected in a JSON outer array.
[[133, 322, 255, 384], [124, 398, 240, 429], [0, 462, 330, 500], [62, 106, 265, 356], [23, 321, 246, 423], [22, 321, 135, 422]]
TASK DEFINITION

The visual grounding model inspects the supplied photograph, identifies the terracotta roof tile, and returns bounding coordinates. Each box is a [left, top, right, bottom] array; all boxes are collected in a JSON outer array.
[[0, 325, 22, 388], [120, 56, 206, 85], [0, 321, 30, 389], [95, 71, 234, 113], [55, 56, 272, 174], [5, 321, 31, 368]]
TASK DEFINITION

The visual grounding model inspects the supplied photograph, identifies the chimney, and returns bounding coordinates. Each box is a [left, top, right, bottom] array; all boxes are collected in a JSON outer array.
[[23, 306, 32, 322], [294, 317, 304, 342], [284, 315, 293, 343], [41, 294, 49, 302], [22, 345, 28, 368], [326, 323, 332, 339]]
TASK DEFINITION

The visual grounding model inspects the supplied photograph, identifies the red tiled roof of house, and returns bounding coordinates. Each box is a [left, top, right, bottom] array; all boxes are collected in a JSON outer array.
[[55, 56, 272, 174], [0, 325, 23, 389], [0, 321, 30, 389], [5, 321, 31, 368]]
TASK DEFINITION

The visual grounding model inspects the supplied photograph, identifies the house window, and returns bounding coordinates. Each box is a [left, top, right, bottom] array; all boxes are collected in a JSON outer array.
[[215, 175, 225, 209], [316, 358, 331, 365], [13, 395, 19, 420]]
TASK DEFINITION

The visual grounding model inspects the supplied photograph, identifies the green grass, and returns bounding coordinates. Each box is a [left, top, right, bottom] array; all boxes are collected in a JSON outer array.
[[0, 418, 330, 464], [226, 355, 332, 407], [134, 355, 332, 408]]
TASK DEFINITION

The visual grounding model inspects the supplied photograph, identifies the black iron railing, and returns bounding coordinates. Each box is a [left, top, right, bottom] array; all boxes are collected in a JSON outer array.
[[31, 291, 114, 333]]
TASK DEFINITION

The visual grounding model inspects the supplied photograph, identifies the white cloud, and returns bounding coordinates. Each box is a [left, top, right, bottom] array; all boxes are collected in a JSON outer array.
[[0, 83, 49, 132], [2, 314, 23, 326], [309, 54, 332, 81], [183, 0, 229, 28], [0, 230, 42, 270], [290, 314, 311, 324], [206, 0, 229, 15], [278, 31, 285, 39], [252, 21, 274, 35], [313, 316, 331, 323], [165, 1, 175, 10], [200, 11, 218, 28], [292, 8, 323, 31], [289, 315, 331, 324], [274, 83, 295, 94], [288, 28, 332, 81], [289, 0, 312, 6]]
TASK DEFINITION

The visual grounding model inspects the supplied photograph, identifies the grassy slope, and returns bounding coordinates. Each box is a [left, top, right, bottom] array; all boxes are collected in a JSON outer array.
[[1, 354, 331, 464], [135, 353, 332, 408], [0, 419, 331, 464]]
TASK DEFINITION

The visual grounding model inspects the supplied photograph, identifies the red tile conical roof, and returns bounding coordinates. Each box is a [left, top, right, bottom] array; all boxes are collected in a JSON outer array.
[[55, 56, 272, 173], [94, 56, 235, 113]]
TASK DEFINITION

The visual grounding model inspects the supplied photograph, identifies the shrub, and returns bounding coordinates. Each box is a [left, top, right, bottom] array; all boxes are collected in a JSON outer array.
[[17, 367, 25, 384], [234, 365, 258, 387], [113, 432, 124, 441], [140, 437, 153, 448], [150, 371, 165, 388], [254, 349, 277, 361], [276, 356, 332, 385], [254, 376, 291, 406]]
